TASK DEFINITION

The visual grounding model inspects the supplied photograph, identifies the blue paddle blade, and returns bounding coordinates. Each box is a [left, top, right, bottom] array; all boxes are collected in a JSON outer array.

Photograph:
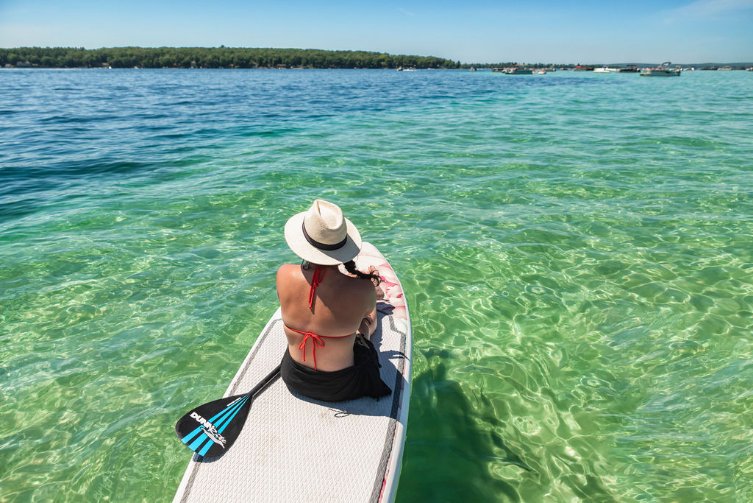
[[175, 365, 281, 459], [175, 393, 252, 458]]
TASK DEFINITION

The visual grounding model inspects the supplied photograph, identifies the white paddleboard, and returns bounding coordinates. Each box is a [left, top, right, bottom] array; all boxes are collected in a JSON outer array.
[[174, 242, 412, 502]]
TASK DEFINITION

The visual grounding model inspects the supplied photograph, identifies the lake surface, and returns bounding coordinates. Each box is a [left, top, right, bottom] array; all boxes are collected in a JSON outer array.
[[1, 68, 752, 502]]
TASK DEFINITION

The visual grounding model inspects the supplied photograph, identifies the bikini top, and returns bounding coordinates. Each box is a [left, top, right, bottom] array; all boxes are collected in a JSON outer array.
[[284, 265, 352, 370]]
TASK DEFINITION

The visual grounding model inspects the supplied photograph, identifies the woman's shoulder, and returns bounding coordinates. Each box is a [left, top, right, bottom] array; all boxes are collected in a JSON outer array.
[[276, 263, 300, 284], [340, 272, 377, 305], [277, 263, 298, 274]]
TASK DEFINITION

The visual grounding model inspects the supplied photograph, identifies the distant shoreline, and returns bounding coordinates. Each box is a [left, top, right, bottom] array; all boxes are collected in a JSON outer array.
[[1, 47, 751, 70], [0, 47, 459, 70]]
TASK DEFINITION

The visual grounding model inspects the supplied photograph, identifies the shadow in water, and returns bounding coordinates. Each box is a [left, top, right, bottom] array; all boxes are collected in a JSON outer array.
[[397, 351, 529, 502]]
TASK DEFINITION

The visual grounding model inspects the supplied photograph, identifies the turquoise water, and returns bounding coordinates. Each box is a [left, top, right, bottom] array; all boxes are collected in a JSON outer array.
[[1, 68, 752, 502]]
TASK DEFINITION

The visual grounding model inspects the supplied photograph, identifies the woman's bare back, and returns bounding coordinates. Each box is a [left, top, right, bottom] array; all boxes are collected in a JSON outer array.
[[276, 263, 375, 371]]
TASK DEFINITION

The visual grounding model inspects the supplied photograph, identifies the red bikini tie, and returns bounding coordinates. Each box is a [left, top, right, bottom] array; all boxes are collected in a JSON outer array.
[[308, 265, 324, 311], [297, 331, 325, 370], [294, 266, 326, 369]]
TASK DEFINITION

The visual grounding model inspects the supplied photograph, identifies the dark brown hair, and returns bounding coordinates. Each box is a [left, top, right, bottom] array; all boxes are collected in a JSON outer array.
[[343, 260, 380, 285], [301, 260, 380, 285]]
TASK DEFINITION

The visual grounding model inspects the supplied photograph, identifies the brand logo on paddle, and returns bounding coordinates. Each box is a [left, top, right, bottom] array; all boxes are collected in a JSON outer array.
[[190, 411, 227, 448]]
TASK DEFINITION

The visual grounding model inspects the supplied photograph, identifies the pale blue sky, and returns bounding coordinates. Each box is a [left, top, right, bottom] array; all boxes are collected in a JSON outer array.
[[1, 0, 751, 63]]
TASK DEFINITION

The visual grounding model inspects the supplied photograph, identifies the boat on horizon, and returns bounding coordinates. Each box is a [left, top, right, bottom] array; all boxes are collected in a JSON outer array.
[[593, 66, 619, 73], [493, 66, 533, 75], [640, 62, 681, 77]]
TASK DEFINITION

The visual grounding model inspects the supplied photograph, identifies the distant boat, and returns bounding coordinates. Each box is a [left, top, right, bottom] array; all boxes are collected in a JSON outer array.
[[533, 69, 547, 75], [618, 66, 640, 73], [717, 66, 733, 71], [574, 65, 595, 71], [493, 66, 533, 75], [640, 62, 681, 77], [593, 66, 619, 73]]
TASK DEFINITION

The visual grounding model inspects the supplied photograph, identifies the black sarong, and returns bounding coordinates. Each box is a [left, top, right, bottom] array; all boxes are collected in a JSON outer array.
[[280, 335, 391, 402]]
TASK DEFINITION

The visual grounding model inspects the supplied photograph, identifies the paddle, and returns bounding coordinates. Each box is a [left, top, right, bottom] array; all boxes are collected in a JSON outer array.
[[175, 365, 281, 459]]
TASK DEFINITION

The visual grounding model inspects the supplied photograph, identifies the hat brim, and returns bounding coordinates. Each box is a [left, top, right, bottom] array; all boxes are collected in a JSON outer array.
[[284, 212, 362, 265]]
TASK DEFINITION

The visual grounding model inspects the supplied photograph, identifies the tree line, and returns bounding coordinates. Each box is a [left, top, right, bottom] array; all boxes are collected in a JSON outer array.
[[0, 47, 460, 69]]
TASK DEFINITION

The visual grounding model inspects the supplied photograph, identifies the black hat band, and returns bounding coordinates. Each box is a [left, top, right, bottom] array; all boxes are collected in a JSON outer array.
[[302, 222, 347, 251]]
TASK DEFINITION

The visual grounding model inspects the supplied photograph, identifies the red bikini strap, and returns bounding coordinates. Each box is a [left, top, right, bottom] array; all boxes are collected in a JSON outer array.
[[308, 265, 324, 311], [296, 331, 325, 370]]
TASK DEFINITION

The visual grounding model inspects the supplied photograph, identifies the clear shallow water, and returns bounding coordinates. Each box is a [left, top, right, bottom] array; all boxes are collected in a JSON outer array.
[[1, 68, 752, 502]]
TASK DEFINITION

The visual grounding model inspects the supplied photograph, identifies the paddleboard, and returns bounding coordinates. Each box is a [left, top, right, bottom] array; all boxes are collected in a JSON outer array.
[[173, 242, 412, 502]]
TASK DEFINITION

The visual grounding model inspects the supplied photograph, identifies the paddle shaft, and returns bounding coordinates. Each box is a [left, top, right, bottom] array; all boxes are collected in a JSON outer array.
[[245, 364, 282, 399]]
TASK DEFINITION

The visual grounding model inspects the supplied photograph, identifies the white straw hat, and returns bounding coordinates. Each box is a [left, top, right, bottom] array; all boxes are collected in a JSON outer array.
[[284, 199, 362, 265]]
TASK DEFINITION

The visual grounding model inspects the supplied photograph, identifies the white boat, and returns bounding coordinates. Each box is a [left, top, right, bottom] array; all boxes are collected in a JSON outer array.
[[493, 66, 533, 75], [593, 66, 619, 73], [640, 62, 681, 77]]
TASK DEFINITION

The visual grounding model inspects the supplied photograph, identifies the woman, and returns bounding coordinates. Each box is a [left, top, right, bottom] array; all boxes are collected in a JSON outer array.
[[277, 199, 391, 402]]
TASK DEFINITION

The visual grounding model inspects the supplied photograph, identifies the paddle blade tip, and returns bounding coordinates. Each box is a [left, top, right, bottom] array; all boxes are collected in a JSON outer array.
[[175, 393, 252, 458]]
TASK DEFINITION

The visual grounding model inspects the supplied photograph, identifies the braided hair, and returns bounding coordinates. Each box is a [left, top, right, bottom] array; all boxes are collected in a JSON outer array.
[[343, 260, 381, 285], [300, 260, 380, 285]]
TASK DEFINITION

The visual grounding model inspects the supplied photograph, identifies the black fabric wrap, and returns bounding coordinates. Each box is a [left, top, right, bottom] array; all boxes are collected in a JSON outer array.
[[281, 336, 391, 402]]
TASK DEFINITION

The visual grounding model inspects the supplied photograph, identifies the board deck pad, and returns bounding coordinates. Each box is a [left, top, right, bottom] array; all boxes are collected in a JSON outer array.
[[173, 242, 412, 503]]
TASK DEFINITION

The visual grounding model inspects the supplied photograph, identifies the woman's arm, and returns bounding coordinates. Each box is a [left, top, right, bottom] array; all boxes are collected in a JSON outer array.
[[359, 306, 378, 339]]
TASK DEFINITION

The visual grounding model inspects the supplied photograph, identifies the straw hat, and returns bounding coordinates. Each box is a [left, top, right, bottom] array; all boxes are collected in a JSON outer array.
[[284, 199, 362, 265]]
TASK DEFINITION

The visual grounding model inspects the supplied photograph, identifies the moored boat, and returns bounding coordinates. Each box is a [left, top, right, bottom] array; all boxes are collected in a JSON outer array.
[[492, 66, 533, 75], [640, 62, 681, 77]]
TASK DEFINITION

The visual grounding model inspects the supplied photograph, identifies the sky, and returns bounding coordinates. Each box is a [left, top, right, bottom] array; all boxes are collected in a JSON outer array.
[[0, 0, 752, 63]]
